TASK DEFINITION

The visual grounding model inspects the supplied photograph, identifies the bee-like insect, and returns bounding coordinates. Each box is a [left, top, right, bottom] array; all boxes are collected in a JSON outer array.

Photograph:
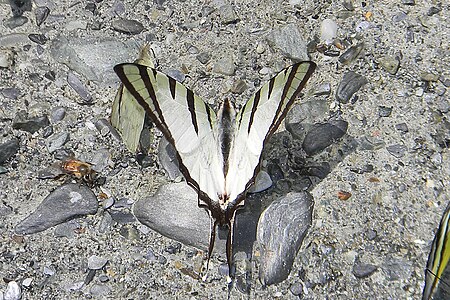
[[60, 159, 97, 186]]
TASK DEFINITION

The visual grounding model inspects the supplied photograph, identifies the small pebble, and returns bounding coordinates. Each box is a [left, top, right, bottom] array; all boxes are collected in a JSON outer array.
[[88, 255, 108, 270], [353, 263, 378, 278], [35, 6, 50, 26], [0, 49, 15, 68], [4, 16, 28, 29], [51, 107, 66, 122], [67, 72, 93, 104], [336, 71, 368, 104], [395, 123, 409, 133], [28, 34, 48, 45], [320, 19, 338, 44], [378, 106, 392, 117], [401, 0, 415, 5], [1, 87, 20, 99], [213, 57, 235, 76], [386, 144, 407, 158], [219, 5, 239, 24], [230, 79, 247, 94], [379, 56, 400, 75], [339, 43, 364, 65], [46, 132, 69, 153], [4, 281, 21, 300], [111, 19, 144, 34]]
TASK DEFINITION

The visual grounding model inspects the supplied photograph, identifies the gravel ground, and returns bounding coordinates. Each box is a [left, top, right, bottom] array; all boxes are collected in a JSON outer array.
[[0, 0, 449, 299]]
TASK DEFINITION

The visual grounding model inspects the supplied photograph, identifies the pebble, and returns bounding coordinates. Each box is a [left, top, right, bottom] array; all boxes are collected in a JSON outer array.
[[0, 139, 19, 164], [97, 212, 113, 233], [67, 72, 93, 104], [378, 106, 393, 117], [302, 121, 348, 156], [22, 278, 33, 287], [196, 52, 210, 64], [248, 171, 272, 193], [218, 5, 239, 24], [4, 16, 28, 29], [15, 184, 98, 235], [420, 72, 439, 82], [12, 113, 50, 134], [66, 20, 88, 31], [382, 256, 412, 281], [392, 12, 407, 23], [94, 119, 111, 136], [257, 192, 314, 285], [88, 255, 108, 270], [355, 21, 373, 32], [427, 6, 441, 16], [89, 284, 111, 297], [311, 83, 331, 96], [133, 183, 221, 252], [352, 262, 378, 278], [3, 281, 21, 300], [35, 6, 50, 26], [1, 87, 20, 100], [109, 210, 136, 224], [230, 79, 247, 94], [9, 0, 31, 16], [111, 19, 144, 34], [0, 202, 13, 217], [166, 69, 186, 83], [266, 24, 309, 61], [28, 34, 48, 45], [158, 137, 182, 180], [338, 43, 364, 65], [50, 107, 66, 122], [386, 144, 407, 158], [401, 0, 415, 5], [213, 57, 236, 76], [0, 49, 15, 68], [46, 132, 69, 153], [335, 71, 368, 103], [395, 123, 409, 133], [320, 19, 338, 44], [379, 55, 400, 75]]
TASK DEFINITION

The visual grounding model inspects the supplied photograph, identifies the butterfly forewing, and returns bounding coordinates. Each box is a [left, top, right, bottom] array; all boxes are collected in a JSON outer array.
[[114, 64, 225, 202], [225, 62, 316, 203]]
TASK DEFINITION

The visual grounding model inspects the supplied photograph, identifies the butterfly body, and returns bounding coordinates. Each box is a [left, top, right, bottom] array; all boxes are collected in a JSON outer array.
[[114, 61, 316, 277]]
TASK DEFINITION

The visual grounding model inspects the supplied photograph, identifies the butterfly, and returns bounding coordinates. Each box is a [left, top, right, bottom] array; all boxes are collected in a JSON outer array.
[[114, 59, 316, 279], [423, 203, 450, 299]]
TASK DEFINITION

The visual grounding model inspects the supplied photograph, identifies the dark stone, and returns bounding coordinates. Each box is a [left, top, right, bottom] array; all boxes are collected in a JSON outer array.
[[0, 138, 19, 164], [28, 33, 48, 45], [12, 113, 50, 134], [35, 6, 50, 26], [302, 121, 348, 156], [4, 16, 28, 29], [257, 192, 314, 285], [336, 71, 368, 104], [15, 184, 98, 235], [9, 0, 32, 17], [353, 263, 377, 278], [386, 144, 407, 158], [1, 87, 20, 99], [111, 19, 145, 34]]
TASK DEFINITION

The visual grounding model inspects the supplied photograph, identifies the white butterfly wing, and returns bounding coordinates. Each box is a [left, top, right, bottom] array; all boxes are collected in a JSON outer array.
[[225, 62, 316, 203], [114, 64, 225, 203]]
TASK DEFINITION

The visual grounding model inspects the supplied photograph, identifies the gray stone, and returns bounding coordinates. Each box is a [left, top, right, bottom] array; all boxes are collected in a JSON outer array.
[[67, 71, 93, 104], [196, 52, 211, 64], [88, 255, 108, 269], [134, 182, 220, 252], [111, 19, 145, 34], [378, 106, 393, 117], [358, 136, 386, 151], [0, 34, 29, 48], [219, 5, 239, 24], [4, 16, 28, 29], [379, 55, 400, 75], [3, 281, 21, 300], [395, 122, 409, 133], [0, 138, 19, 164], [386, 144, 407, 158], [230, 79, 247, 94], [266, 24, 309, 61], [336, 71, 368, 103], [28, 33, 48, 45], [46, 132, 69, 153], [9, 0, 32, 17], [1, 87, 20, 99], [166, 69, 186, 83], [158, 137, 182, 180], [311, 83, 331, 96], [353, 262, 377, 278], [213, 57, 235, 76], [50, 36, 138, 83], [12, 113, 50, 134], [257, 192, 314, 285], [15, 184, 98, 235], [50, 107, 66, 122], [0, 202, 13, 217], [285, 99, 329, 140], [35, 6, 50, 26], [338, 43, 364, 65], [248, 171, 272, 193], [0, 49, 14, 68], [302, 121, 348, 156]]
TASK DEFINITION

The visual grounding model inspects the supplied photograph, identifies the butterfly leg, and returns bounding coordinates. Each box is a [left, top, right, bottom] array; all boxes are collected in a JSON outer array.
[[202, 218, 217, 281]]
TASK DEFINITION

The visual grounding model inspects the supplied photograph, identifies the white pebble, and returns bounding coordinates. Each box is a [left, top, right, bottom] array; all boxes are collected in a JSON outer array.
[[320, 19, 338, 44], [4, 281, 21, 300]]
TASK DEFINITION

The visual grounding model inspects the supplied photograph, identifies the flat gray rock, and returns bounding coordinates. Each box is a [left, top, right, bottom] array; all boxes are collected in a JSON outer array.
[[257, 192, 314, 285], [0, 138, 19, 164], [335, 71, 368, 103], [302, 120, 348, 156], [15, 184, 98, 235], [133, 183, 214, 251], [266, 24, 309, 61]]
